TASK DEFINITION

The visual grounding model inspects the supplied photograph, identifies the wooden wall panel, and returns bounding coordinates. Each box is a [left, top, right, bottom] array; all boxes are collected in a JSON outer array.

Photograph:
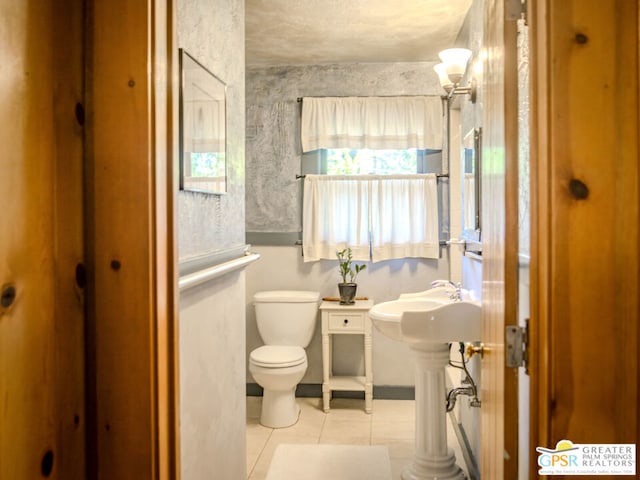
[[530, 0, 639, 475], [0, 1, 177, 478], [85, 0, 153, 472], [0, 0, 85, 478], [52, 0, 87, 477], [85, 0, 178, 478]]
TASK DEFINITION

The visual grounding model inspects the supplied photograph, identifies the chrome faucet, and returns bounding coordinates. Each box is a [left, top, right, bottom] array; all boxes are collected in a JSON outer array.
[[430, 280, 463, 301]]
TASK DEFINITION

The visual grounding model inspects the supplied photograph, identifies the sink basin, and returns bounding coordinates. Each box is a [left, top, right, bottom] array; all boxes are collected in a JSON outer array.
[[398, 285, 475, 302], [368, 299, 445, 342], [369, 298, 481, 345]]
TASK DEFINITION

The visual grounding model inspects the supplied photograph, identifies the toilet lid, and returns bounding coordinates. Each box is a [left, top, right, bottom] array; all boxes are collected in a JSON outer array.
[[250, 346, 306, 368]]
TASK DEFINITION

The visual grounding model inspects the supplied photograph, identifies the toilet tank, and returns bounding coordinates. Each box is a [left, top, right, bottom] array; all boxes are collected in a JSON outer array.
[[253, 290, 320, 347]]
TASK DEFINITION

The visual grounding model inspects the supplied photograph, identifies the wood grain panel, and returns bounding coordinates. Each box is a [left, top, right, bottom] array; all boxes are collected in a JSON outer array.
[[85, 0, 178, 478], [0, 1, 85, 478], [530, 0, 639, 475], [152, 0, 180, 477], [480, 0, 520, 478], [52, 0, 87, 477], [528, 0, 552, 472]]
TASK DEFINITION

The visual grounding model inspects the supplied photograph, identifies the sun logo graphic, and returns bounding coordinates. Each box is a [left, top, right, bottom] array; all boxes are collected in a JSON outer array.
[[537, 440, 579, 470], [537, 439, 636, 475]]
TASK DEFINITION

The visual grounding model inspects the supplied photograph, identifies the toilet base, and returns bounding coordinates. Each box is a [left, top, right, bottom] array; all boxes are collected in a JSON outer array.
[[260, 387, 300, 428]]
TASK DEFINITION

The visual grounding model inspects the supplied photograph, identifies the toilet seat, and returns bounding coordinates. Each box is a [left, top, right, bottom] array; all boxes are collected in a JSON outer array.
[[250, 345, 306, 368]]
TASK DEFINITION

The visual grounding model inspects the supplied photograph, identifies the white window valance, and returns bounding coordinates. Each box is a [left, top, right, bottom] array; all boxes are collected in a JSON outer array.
[[300, 96, 443, 152], [302, 174, 440, 262]]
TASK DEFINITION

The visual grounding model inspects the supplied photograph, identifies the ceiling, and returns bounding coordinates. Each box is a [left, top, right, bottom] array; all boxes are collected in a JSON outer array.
[[245, 0, 473, 67]]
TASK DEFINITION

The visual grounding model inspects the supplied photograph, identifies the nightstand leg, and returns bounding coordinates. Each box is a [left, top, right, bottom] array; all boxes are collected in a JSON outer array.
[[322, 332, 330, 412], [364, 330, 373, 413], [322, 385, 330, 413], [365, 387, 373, 414]]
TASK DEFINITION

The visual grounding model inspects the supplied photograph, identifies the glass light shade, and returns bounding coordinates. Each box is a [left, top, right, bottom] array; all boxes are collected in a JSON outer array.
[[433, 63, 453, 91], [438, 48, 472, 84]]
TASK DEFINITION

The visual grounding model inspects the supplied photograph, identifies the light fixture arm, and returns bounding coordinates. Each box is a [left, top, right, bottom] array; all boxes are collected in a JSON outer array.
[[446, 78, 477, 104]]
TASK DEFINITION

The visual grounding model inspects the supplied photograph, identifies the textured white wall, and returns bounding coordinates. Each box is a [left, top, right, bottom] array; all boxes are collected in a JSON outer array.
[[180, 272, 247, 480], [449, 109, 464, 284], [178, 0, 246, 260], [177, 0, 247, 478]]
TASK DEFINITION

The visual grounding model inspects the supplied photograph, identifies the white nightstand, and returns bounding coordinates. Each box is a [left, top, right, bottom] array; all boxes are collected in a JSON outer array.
[[319, 299, 374, 413]]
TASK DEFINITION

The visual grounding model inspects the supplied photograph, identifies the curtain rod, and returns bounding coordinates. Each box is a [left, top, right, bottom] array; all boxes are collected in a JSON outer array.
[[297, 94, 446, 103]]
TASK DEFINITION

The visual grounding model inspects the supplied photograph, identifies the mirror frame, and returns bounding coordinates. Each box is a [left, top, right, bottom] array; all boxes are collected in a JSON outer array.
[[179, 48, 227, 195], [461, 127, 482, 247]]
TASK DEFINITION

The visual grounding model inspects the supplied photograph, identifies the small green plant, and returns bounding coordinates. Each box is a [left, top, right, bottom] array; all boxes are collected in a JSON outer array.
[[336, 247, 366, 284]]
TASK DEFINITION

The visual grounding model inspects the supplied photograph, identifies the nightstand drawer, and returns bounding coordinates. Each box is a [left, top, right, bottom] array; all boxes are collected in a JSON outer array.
[[328, 313, 364, 332]]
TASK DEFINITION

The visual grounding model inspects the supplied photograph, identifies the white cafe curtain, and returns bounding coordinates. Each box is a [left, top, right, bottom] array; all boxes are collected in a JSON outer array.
[[370, 174, 439, 261], [300, 96, 443, 152], [303, 174, 439, 262], [302, 175, 371, 262]]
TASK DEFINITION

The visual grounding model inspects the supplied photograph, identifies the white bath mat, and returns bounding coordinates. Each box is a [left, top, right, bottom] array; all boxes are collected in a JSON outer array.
[[265, 444, 392, 480]]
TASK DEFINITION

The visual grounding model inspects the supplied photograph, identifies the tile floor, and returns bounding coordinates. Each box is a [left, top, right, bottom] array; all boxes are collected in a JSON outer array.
[[246, 396, 468, 479]]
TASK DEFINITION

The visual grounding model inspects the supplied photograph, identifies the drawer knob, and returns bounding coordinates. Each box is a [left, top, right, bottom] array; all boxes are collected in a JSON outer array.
[[343, 318, 349, 325]]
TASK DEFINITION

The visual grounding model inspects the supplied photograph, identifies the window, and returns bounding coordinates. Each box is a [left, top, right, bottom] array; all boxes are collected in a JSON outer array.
[[298, 96, 447, 260], [326, 148, 418, 175], [302, 148, 442, 176], [300, 148, 448, 262]]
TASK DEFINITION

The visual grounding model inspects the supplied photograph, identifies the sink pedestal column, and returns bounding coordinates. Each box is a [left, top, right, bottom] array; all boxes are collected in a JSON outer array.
[[402, 343, 465, 480]]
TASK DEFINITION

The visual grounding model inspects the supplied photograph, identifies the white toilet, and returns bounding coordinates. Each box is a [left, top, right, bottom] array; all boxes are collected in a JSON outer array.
[[249, 290, 320, 428]]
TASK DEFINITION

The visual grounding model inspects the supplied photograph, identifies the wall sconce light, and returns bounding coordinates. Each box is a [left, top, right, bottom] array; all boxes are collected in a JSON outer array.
[[434, 48, 477, 104]]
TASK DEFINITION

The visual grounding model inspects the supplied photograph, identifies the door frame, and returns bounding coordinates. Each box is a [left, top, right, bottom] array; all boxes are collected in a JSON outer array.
[[85, 0, 179, 477]]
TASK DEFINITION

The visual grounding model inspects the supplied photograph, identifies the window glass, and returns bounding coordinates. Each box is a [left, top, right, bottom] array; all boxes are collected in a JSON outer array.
[[325, 148, 417, 175]]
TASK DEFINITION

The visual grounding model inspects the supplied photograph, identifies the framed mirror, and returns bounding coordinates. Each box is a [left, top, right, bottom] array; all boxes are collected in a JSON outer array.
[[461, 127, 481, 246], [179, 49, 227, 194]]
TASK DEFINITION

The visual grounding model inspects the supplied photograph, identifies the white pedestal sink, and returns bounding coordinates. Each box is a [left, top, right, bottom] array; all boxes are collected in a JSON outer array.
[[369, 296, 481, 480]]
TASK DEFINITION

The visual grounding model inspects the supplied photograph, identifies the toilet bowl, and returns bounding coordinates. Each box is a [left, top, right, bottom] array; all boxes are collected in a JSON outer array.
[[249, 345, 308, 428], [249, 290, 320, 428]]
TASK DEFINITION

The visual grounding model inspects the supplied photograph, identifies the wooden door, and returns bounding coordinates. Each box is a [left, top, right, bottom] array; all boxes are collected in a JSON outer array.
[[0, 0, 86, 478], [529, 0, 639, 477], [480, 0, 521, 477]]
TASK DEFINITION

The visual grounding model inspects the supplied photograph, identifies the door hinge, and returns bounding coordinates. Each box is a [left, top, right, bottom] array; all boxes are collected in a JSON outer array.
[[506, 320, 529, 374]]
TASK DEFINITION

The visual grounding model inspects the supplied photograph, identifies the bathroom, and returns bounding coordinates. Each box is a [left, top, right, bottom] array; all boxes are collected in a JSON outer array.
[[2, 0, 636, 478], [176, 0, 507, 478]]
